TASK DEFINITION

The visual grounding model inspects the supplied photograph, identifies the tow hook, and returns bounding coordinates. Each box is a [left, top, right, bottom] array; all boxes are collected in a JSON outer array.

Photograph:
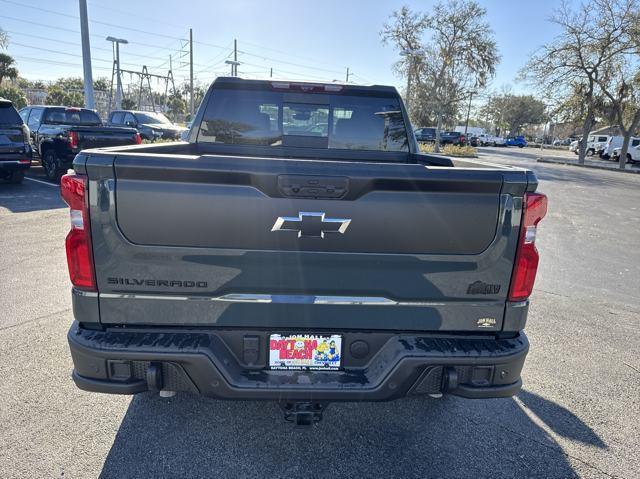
[[280, 402, 328, 426]]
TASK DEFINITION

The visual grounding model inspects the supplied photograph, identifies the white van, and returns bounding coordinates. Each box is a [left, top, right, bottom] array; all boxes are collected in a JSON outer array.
[[600, 136, 640, 159]]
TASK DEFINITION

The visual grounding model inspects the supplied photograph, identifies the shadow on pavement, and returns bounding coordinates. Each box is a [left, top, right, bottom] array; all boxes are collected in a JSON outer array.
[[99, 389, 605, 479], [0, 167, 64, 213]]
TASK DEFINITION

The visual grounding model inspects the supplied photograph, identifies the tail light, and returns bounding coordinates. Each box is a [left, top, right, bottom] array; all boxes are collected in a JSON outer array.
[[133, 132, 142, 144], [68, 131, 79, 149], [60, 172, 96, 291], [508, 192, 548, 302]]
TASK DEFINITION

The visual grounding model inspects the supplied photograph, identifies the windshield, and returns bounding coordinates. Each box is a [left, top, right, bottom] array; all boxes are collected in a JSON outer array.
[[44, 108, 102, 126], [199, 88, 408, 152], [0, 102, 22, 125], [136, 112, 172, 125]]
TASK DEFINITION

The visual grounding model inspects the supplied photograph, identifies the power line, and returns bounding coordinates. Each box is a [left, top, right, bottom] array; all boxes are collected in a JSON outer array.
[[239, 38, 348, 71], [4, 30, 185, 63], [0, 0, 188, 43], [237, 49, 345, 75]]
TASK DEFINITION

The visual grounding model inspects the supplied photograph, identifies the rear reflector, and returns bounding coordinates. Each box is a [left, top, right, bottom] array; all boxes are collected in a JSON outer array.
[[60, 172, 96, 291], [508, 192, 548, 302]]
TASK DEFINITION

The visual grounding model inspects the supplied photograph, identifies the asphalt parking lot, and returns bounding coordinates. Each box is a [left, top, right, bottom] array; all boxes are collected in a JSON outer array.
[[1, 148, 639, 479]]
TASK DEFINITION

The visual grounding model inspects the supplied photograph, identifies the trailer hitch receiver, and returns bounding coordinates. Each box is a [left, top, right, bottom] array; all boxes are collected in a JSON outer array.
[[280, 402, 328, 426]]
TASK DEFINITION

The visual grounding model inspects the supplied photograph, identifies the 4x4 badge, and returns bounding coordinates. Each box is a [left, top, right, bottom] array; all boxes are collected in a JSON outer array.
[[271, 212, 351, 238]]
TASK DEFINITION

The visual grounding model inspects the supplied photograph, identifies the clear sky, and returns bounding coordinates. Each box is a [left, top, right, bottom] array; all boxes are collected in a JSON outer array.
[[0, 0, 568, 95]]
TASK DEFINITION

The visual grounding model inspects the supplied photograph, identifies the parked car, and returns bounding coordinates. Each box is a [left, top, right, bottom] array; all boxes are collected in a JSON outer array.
[[478, 133, 505, 146], [108, 110, 186, 141], [439, 131, 466, 145], [612, 144, 640, 164], [62, 77, 547, 425], [468, 135, 479, 147], [1, 98, 32, 184], [505, 136, 527, 148], [414, 127, 437, 142], [19, 106, 141, 182], [600, 136, 640, 160]]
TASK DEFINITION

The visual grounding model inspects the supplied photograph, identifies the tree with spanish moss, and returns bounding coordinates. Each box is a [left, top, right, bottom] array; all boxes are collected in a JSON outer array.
[[382, 1, 499, 152]]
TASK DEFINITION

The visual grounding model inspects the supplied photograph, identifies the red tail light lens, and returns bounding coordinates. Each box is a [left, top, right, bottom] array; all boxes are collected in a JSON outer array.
[[133, 132, 142, 144], [509, 192, 548, 301], [68, 131, 79, 149], [60, 172, 96, 291]]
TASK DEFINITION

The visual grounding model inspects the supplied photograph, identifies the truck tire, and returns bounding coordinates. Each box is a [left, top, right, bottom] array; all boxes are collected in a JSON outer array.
[[587, 148, 594, 156], [42, 149, 63, 183], [9, 171, 24, 184]]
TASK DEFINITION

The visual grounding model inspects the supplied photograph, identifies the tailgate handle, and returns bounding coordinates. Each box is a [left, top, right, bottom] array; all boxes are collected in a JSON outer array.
[[278, 175, 348, 199]]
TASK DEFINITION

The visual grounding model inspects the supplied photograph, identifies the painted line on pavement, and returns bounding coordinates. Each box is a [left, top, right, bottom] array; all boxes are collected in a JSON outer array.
[[24, 176, 59, 187]]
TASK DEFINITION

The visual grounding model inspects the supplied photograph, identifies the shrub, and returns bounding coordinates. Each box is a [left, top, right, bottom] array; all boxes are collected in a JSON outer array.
[[418, 142, 477, 157], [0, 86, 27, 109]]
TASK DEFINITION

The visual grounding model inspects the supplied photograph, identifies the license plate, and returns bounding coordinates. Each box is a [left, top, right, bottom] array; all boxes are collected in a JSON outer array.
[[269, 334, 342, 370]]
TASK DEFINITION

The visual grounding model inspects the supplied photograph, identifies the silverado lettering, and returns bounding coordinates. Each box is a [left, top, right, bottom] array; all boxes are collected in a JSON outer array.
[[63, 77, 547, 425], [107, 277, 208, 288]]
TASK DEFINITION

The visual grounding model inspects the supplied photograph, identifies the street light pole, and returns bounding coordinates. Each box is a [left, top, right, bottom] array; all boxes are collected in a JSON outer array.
[[78, 0, 94, 110], [106, 36, 128, 110]]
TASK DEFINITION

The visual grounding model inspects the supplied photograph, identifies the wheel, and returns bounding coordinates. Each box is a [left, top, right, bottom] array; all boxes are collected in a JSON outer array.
[[587, 148, 594, 156], [42, 149, 63, 183], [518, 144, 524, 148], [492, 141, 496, 146], [9, 171, 24, 184], [627, 154, 633, 164]]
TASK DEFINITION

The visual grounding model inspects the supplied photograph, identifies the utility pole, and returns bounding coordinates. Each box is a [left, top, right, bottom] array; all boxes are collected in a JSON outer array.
[[78, 0, 94, 110], [270, 67, 273, 78], [233, 39, 237, 76], [345, 67, 350, 83], [106, 36, 127, 110], [189, 28, 194, 117]]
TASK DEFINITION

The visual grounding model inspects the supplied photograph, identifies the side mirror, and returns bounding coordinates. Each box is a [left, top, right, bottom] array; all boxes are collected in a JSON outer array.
[[125, 120, 136, 127]]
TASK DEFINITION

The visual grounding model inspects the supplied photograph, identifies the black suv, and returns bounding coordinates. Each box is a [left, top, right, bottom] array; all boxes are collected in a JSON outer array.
[[0, 99, 32, 184], [107, 110, 185, 141]]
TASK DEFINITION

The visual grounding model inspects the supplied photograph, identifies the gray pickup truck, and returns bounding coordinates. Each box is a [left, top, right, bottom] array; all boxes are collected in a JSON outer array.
[[62, 77, 547, 425]]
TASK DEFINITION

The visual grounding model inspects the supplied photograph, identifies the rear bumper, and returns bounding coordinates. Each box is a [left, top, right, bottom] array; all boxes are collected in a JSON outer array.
[[0, 158, 31, 173], [68, 322, 529, 402]]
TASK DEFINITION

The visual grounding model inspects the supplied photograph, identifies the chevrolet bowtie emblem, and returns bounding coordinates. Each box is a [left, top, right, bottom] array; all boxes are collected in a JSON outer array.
[[271, 212, 352, 238]]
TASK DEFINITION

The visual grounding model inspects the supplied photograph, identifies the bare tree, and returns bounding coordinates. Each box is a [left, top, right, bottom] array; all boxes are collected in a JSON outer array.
[[590, 1, 640, 168], [521, 0, 637, 164], [0, 28, 8, 50]]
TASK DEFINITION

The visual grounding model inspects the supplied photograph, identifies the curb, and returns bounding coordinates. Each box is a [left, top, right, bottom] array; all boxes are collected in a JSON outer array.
[[536, 158, 640, 175]]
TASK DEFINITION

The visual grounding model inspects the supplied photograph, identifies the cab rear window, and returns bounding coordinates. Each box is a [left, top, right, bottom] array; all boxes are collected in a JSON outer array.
[[44, 108, 102, 126], [198, 88, 408, 152], [0, 102, 22, 125]]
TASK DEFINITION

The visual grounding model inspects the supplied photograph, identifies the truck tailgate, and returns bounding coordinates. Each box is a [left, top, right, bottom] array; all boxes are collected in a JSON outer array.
[[75, 126, 136, 149], [84, 153, 529, 332]]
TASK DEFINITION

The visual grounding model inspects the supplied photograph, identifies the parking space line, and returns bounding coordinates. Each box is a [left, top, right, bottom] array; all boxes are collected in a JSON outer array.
[[24, 177, 59, 188]]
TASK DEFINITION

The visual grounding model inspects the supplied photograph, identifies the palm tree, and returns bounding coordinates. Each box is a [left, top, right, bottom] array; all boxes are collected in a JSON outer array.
[[0, 53, 18, 85]]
